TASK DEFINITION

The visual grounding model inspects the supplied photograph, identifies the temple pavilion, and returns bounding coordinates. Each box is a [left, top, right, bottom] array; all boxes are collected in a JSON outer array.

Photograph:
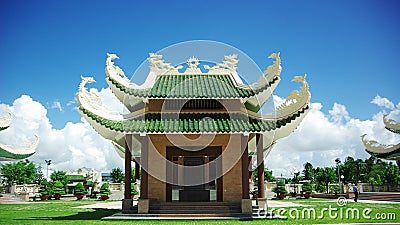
[[0, 113, 38, 161], [362, 115, 400, 167], [77, 52, 311, 215]]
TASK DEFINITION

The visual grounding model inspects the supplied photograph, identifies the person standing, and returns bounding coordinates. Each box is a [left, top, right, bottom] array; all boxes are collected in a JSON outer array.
[[353, 183, 359, 202]]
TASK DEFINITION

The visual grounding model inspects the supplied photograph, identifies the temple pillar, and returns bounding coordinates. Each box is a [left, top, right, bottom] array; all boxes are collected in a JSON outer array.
[[140, 135, 148, 199], [241, 135, 250, 199], [256, 133, 265, 198], [122, 134, 132, 210]]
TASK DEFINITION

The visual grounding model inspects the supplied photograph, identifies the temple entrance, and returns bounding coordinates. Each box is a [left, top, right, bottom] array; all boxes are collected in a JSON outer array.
[[166, 146, 223, 202]]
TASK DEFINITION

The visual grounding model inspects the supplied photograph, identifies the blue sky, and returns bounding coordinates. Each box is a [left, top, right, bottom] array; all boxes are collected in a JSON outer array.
[[0, 0, 399, 173], [1, 0, 399, 129]]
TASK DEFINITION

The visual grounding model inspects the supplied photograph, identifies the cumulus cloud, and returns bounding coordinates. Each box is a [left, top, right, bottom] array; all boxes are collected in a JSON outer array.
[[266, 98, 400, 178], [0, 95, 123, 175], [371, 95, 395, 109]]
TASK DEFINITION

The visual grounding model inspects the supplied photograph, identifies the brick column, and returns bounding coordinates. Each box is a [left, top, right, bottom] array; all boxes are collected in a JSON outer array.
[[256, 133, 265, 198], [140, 135, 148, 199], [122, 134, 132, 210], [241, 135, 250, 199]]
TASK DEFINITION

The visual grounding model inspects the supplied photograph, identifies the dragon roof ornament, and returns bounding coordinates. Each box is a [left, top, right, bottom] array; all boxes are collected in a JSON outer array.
[[384, 114, 400, 133], [270, 74, 310, 118], [77, 75, 123, 121], [0, 112, 12, 129]]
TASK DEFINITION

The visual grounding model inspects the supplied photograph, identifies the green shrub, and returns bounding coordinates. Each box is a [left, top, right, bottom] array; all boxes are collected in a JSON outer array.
[[74, 182, 86, 195], [131, 183, 139, 195], [53, 181, 65, 195], [99, 183, 110, 197], [272, 181, 287, 194]]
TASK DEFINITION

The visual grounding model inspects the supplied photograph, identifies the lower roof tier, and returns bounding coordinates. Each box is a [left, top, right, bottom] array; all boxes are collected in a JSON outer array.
[[0, 147, 35, 161], [79, 106, 308, 134]]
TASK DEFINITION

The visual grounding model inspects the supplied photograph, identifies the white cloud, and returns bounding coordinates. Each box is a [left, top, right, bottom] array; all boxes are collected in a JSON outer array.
[[371, 95, 395, 109], [0, 95, 123, 175], [266, 98, 400, 178], [49, 101, 63, 111]]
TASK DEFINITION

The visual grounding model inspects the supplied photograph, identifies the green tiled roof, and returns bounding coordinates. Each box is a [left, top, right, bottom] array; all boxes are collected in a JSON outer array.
[[80, 106, 308, 133], [108, 74, 278, 99], [0, 147, 34, 160], [67, 175, 85, 181]]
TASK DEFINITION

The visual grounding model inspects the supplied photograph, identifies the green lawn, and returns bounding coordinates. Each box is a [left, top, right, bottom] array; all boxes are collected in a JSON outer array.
[[0, 199, 399, 224]]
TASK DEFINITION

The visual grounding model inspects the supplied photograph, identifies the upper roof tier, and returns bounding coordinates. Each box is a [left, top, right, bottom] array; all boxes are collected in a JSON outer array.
[[105, 53, 282, 112], [107, 74, 277, 99]]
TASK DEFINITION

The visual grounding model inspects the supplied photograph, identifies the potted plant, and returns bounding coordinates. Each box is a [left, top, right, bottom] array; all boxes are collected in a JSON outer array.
[[74, 182, 87, 200], [99, 183, 110, 200], [272, 181, 287, 200], [131, 183, 139, 199], [302, 182, 313, 199], [52, 181, 65, 200], [39, 185, 50, 201]]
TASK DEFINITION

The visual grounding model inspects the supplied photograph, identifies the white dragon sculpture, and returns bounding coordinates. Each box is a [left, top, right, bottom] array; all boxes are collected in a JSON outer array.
[[0, 112, 12, 128], [383, 114, 400, 132], [77, 76, 122, 120], [263, 52, 282, 82], [273, 74, 310, 118]]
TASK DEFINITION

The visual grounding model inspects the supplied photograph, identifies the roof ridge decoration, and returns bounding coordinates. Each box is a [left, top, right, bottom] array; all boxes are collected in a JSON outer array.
[[77, 75, 123, 121], [384, 114, 400, 133], [0, 112, 12, 130], [106, 53, 131, 88], [272, 74, 310, 118]]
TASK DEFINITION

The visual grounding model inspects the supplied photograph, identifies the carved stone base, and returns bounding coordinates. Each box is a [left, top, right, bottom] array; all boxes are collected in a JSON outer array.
[[138, 199, 149, 214], [241, 199, 252, 214]]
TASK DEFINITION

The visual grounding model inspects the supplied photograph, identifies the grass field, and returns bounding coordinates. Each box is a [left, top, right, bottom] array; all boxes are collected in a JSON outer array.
[[0, 199, 399, 224]]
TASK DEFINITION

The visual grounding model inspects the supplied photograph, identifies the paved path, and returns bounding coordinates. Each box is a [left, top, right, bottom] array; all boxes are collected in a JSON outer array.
[[0, 194, 28, 204]]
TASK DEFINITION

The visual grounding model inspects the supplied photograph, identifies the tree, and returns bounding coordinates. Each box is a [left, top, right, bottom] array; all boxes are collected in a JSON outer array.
[[252, 167, 276, 183], [110, 168, 124, 183], [315, 167, 336, 194], [50, 170, 68, 187], [302, 162, 315, 182], [0, 160, 39, 185]]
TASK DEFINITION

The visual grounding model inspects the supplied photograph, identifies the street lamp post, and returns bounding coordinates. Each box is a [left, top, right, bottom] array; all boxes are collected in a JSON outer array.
[[45, 160, 51, 181], [335, 158, 341, 194], [293, 169, 299, 197], [341, 175, 345, 194]]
